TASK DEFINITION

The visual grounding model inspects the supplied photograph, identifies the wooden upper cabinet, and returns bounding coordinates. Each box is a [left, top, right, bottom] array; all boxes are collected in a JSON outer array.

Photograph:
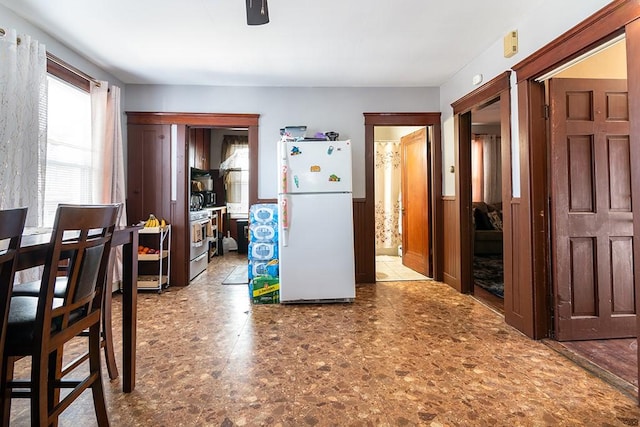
[[188, 128, 211, 170]]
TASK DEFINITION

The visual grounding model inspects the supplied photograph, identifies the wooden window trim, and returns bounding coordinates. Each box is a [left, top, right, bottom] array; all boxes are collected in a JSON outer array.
[[46, 54, 90, 92]]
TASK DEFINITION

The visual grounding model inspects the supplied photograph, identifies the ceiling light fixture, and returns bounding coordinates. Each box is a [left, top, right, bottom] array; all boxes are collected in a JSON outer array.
[[246, 0, 269, 25]]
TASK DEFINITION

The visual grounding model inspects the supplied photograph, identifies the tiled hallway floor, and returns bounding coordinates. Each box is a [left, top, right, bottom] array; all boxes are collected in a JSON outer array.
[[375, 255, 430, 281], [7, 253, 640, 426]]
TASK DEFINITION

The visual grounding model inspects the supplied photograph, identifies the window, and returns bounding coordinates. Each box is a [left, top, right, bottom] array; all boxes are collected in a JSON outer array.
[[220, 135, 249, 218], [43, 75, 93, 226]]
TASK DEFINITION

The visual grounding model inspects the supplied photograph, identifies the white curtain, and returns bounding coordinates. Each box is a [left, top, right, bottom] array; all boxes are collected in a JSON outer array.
[[0, 29, 47, 227], [374, 141, 402, 256], [91, 81, 127, 283]]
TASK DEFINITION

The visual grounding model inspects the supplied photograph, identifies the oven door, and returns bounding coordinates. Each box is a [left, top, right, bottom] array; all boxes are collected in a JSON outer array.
[[190, 218, 210, 260]]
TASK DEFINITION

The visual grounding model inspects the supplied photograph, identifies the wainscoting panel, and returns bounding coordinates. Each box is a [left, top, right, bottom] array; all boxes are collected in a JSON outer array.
[[442, 196, 461, 291], [504, 198, 535, 336], [504, 199, 521, 318], [353, 199, 375, 283]]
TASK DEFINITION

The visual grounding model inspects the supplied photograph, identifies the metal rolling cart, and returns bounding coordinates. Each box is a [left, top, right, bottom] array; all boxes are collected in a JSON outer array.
[[137, 224, 171, 293]]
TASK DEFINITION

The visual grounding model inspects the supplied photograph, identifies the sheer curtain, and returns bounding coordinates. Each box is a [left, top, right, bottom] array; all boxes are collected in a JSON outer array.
[[91, 81, 127, 283], [471, 137, 484, 202], [0, 29, 47, 227], [374, 141, 402, 256], [482, 135, 501, 204], [471, 134, 501, 204]]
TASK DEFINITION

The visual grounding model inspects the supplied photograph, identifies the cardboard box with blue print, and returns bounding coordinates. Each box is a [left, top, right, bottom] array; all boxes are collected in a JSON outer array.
[[250, 276, 280, 304]]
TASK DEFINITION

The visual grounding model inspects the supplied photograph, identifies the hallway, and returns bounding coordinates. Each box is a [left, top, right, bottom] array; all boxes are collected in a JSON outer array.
[[7, 253, 640, 426]]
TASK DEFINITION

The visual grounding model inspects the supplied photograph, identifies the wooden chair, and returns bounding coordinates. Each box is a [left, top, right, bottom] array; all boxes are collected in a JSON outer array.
[[12, 203, 124, 381], [1, 204, 119, 427], [0, 208, 28, 392]]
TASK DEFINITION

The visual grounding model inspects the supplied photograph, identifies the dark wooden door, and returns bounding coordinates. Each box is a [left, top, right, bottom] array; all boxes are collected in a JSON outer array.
[[550, 78, 634, 340], [401, 127, 432, 276], [126, 124, 172, 226]]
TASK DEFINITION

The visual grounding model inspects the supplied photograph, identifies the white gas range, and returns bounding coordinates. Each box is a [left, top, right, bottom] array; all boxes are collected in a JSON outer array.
[[189, 209, 212, 280]]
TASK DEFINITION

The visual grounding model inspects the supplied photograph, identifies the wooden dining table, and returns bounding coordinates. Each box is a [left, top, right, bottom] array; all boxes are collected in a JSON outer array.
[[16, 225, 141, 393]]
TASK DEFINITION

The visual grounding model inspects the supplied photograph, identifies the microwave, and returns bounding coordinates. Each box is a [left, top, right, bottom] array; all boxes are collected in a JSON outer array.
[[201, 191, 216, 207]]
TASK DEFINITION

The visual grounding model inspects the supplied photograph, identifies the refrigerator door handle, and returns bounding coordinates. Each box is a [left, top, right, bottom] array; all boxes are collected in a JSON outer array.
[[281, 165, 288, 193], [281, 197, 289, 247]]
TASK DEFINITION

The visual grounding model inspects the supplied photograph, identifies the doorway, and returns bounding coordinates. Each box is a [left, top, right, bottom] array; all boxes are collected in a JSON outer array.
[[373, 125, 430, 282], [470, 100, 504, 312], [362, 113, 443, 285], [541, 36, 636, 391], [214, 128, 250, 251]]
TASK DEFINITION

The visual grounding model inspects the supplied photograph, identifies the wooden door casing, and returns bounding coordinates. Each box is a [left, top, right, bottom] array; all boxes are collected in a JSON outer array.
[[401, 127, 431, 276], [550, 78, 634, 340]]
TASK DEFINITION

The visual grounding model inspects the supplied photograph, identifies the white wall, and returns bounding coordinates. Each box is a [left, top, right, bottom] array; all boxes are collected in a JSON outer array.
[[439, 0, 612, 196], [1, 5, 125, 94], [4, 0, 614, 200], [124, 86, 440, 199]]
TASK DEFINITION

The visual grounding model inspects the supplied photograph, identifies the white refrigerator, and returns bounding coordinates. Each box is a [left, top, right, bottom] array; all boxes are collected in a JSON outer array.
[[278, 139, 356, 303]]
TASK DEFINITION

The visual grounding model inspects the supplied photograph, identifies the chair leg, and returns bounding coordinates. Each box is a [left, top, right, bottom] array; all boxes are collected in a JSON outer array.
[[103, 250, 118, 380], [89, 323, 109, 426], [47, 349, 62, 427], [0, 356, 15, 427], [33, 350, 50, 427]]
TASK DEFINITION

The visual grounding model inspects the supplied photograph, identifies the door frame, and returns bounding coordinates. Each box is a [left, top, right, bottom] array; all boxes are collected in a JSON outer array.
[[363, 113, 442, 283], [126, 112, 259, 287], [511, 0, 640, 340], [451, 72, 512, 297]]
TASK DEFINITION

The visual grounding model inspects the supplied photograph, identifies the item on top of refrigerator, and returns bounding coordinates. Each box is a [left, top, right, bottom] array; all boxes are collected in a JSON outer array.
[[281, 126, 307, 139], [249, 223, 277, 242], [250, 277, 280, 304], [325, 131, 339, 141], [250, 204, 278, 224], [249, 241, 278, 261]]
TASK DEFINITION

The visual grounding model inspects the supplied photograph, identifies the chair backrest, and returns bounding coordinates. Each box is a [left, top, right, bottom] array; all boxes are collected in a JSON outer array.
[[38, 204, 119, 335], [0, 207, 28, 363]]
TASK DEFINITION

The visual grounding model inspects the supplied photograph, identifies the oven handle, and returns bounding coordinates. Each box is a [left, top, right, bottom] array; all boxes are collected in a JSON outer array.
[[193, 252, 207, 262], [193, 219, 210, 226]]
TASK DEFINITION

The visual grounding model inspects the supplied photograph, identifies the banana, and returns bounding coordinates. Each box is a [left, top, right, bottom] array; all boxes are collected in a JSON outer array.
[[142, 215, 166, 228], [144, 214, 158, 228]]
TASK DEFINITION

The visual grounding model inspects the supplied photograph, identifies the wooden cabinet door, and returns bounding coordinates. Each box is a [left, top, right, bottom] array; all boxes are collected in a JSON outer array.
[[126, 124, 172, 226], [189, 128, 211, 170]]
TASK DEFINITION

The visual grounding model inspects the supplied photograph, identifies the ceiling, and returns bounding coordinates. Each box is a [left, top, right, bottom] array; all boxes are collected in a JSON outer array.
[[1, 0, 544, 87]]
